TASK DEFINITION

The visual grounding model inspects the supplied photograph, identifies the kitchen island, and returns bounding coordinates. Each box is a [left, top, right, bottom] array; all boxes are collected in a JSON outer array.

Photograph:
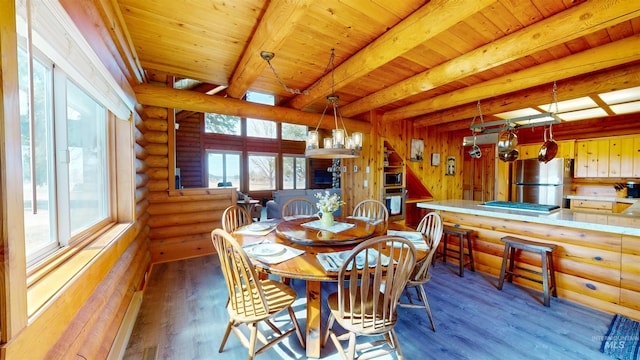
[[417, 200, 640, 321]]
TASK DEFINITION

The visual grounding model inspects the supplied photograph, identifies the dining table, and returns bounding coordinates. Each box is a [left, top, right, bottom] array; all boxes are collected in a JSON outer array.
[[231, 216, 427, 358], [236, 199, 260, 215]]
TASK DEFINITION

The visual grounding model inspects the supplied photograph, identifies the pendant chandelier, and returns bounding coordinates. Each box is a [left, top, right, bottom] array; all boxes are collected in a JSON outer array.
[[261, 48, 363, 159]]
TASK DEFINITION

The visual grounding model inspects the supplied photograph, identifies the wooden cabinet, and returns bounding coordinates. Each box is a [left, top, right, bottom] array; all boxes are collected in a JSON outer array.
[[570, 199, 614, 212], [575, 135, 640, 178], [516, 140, 574, 160], [570, 199, 633, 214]]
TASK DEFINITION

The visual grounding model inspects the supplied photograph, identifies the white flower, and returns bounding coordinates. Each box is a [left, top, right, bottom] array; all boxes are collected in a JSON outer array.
[[314, 191, 345, 213]]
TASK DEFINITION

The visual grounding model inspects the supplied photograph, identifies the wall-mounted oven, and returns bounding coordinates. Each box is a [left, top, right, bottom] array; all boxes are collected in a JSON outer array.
[[382, 187, 405, 221]]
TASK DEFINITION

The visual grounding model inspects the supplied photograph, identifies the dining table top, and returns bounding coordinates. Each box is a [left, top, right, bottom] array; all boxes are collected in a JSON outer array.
[[232, 216, 425, 281]]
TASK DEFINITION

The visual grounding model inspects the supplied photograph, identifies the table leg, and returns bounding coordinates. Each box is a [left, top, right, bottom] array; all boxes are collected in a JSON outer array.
[[306, 280, 322, 358]]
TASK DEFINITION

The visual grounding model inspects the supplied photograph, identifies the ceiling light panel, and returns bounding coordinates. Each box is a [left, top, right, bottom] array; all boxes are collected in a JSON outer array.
[[599, 86, 640, 105], [610, 101, 640, 115], [494, 108, 541, 119], [557, 108, 608, 121], [539, 97, 597, 112]]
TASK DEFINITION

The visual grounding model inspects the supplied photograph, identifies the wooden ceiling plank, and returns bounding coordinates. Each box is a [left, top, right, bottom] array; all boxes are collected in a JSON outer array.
[[226, 0, 314, 99], [342, 0, 640, 118], [415, 62, 640, 128], [286, 0, 496, 111], [384, 35, 640, 122]]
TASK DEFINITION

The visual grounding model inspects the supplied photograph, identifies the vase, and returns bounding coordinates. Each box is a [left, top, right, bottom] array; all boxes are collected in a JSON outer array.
[[319, 211, 335, 227]]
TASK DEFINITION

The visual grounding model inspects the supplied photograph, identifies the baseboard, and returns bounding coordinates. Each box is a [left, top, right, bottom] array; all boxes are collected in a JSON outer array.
[[107, 290, 143, 360]]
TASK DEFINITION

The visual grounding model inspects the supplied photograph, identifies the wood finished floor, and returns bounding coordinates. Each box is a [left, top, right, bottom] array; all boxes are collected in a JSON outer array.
[[123, 255, 614, 360]]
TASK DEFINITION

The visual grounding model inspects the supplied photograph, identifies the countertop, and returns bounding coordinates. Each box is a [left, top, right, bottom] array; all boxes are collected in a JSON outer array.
[[417, 199, 640, 236], [565, 194, 639, 204]]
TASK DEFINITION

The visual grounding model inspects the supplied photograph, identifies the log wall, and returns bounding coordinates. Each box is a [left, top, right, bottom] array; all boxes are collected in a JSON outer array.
[[2, 106, 152, 359], [142, 105, 234, 263], [437, 210, 640, 320]]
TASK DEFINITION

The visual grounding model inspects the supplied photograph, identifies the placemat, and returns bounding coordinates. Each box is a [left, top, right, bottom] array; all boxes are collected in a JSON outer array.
[[245, 243, 305, 265], [301, 220, 355, 233], [387, 230, 429, 251]]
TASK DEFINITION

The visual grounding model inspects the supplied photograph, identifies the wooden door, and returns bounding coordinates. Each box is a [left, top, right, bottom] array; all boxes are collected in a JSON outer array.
[[462, 144, 495, 202]]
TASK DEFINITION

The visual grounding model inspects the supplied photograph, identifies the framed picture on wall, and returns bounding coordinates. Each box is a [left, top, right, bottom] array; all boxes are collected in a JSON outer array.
[[446, 156, 456, 176], [410, 139, 424, 162]]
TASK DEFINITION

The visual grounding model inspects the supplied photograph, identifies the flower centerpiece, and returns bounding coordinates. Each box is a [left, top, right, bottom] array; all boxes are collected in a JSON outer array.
[[314, 190, 345, 227]]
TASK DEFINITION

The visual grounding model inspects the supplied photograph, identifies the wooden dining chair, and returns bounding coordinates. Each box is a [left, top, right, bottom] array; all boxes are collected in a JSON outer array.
[[210, 228, 305, 360], [281, 197, 317, 218], [398, 212, 443, 331], [352, 199, 389, 223], [323, 235, 417, 360], [222, 205, 253, 233]]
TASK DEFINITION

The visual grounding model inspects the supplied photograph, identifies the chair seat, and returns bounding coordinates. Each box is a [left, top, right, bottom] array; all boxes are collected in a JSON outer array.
[[229, 279, 298, 322]]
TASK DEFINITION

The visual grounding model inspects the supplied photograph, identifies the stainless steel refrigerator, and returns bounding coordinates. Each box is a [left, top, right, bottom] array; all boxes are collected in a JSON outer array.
[[511, 158, 573, 206]]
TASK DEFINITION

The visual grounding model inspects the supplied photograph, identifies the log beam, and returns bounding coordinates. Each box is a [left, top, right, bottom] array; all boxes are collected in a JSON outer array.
[[384, 35, 640, 122], [286, 0, 495, 111], [134, 84, 371, 133], [342, 0, 640, 118], [226, 0, 314, 99], [425, 62, 640, 129]]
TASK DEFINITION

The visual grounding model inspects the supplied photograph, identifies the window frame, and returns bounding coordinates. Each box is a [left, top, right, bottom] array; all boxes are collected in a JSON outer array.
[[282, 154, 307, 190], [205, 149, 242, 188], [247, 152, 278, 192]]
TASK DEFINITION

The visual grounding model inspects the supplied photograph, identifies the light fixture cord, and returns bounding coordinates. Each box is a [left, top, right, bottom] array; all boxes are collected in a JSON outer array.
[[470, 100, 484, 136], [264, 48, 334, 96], [548, 81, 558, 113], [265, 58, 308, 95]]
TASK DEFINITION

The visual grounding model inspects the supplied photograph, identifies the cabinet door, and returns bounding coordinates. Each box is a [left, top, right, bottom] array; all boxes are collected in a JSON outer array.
[[517, 144, 541, 159], [596, 139, 610, 177], [575, 140, 600, 177], [609, 138, 622, 177], [619, 136, 635, 178], [633, 136, 640, 178]]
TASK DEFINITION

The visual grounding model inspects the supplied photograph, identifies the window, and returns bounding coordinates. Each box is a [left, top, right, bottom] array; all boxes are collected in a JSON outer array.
[[283, 155, 306, 189], [206, 151, 241, 188], [248, 153, 277, 191], [20, 49, 110, 263], [282, 123, 307, 141], [246, 91, 277, 139], [204, 113, 241, 135]]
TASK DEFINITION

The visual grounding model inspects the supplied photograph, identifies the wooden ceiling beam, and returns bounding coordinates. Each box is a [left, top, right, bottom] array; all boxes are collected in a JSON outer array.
[[341, 0, 640, 118], [384, 34, 640, 122], [134, 84, 371, 133], [418, 62, 640, 129], [285, 0, 495, 111], [225, 0, 314, 99]]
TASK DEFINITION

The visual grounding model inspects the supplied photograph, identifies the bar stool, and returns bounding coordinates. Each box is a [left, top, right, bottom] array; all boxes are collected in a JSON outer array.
[[497, 236, 557, 307], [437, 225, 475, 277]]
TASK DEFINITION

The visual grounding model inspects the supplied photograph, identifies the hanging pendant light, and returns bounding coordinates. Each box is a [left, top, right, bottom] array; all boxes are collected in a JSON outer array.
[[262, 48, 362, 159]]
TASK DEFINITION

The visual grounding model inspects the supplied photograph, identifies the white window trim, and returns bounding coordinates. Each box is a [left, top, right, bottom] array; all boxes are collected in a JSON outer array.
[[17, 0, 133, 119]]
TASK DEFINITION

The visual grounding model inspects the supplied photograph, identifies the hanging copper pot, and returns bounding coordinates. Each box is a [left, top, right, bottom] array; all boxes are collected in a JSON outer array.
[[538, 125, 558, 163]]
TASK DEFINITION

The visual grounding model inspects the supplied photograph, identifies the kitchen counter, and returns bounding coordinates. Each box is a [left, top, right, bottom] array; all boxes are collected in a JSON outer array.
[[566, 194, 639, 203], [417, 199, 640, 321], [417, 199, 640, 236]]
